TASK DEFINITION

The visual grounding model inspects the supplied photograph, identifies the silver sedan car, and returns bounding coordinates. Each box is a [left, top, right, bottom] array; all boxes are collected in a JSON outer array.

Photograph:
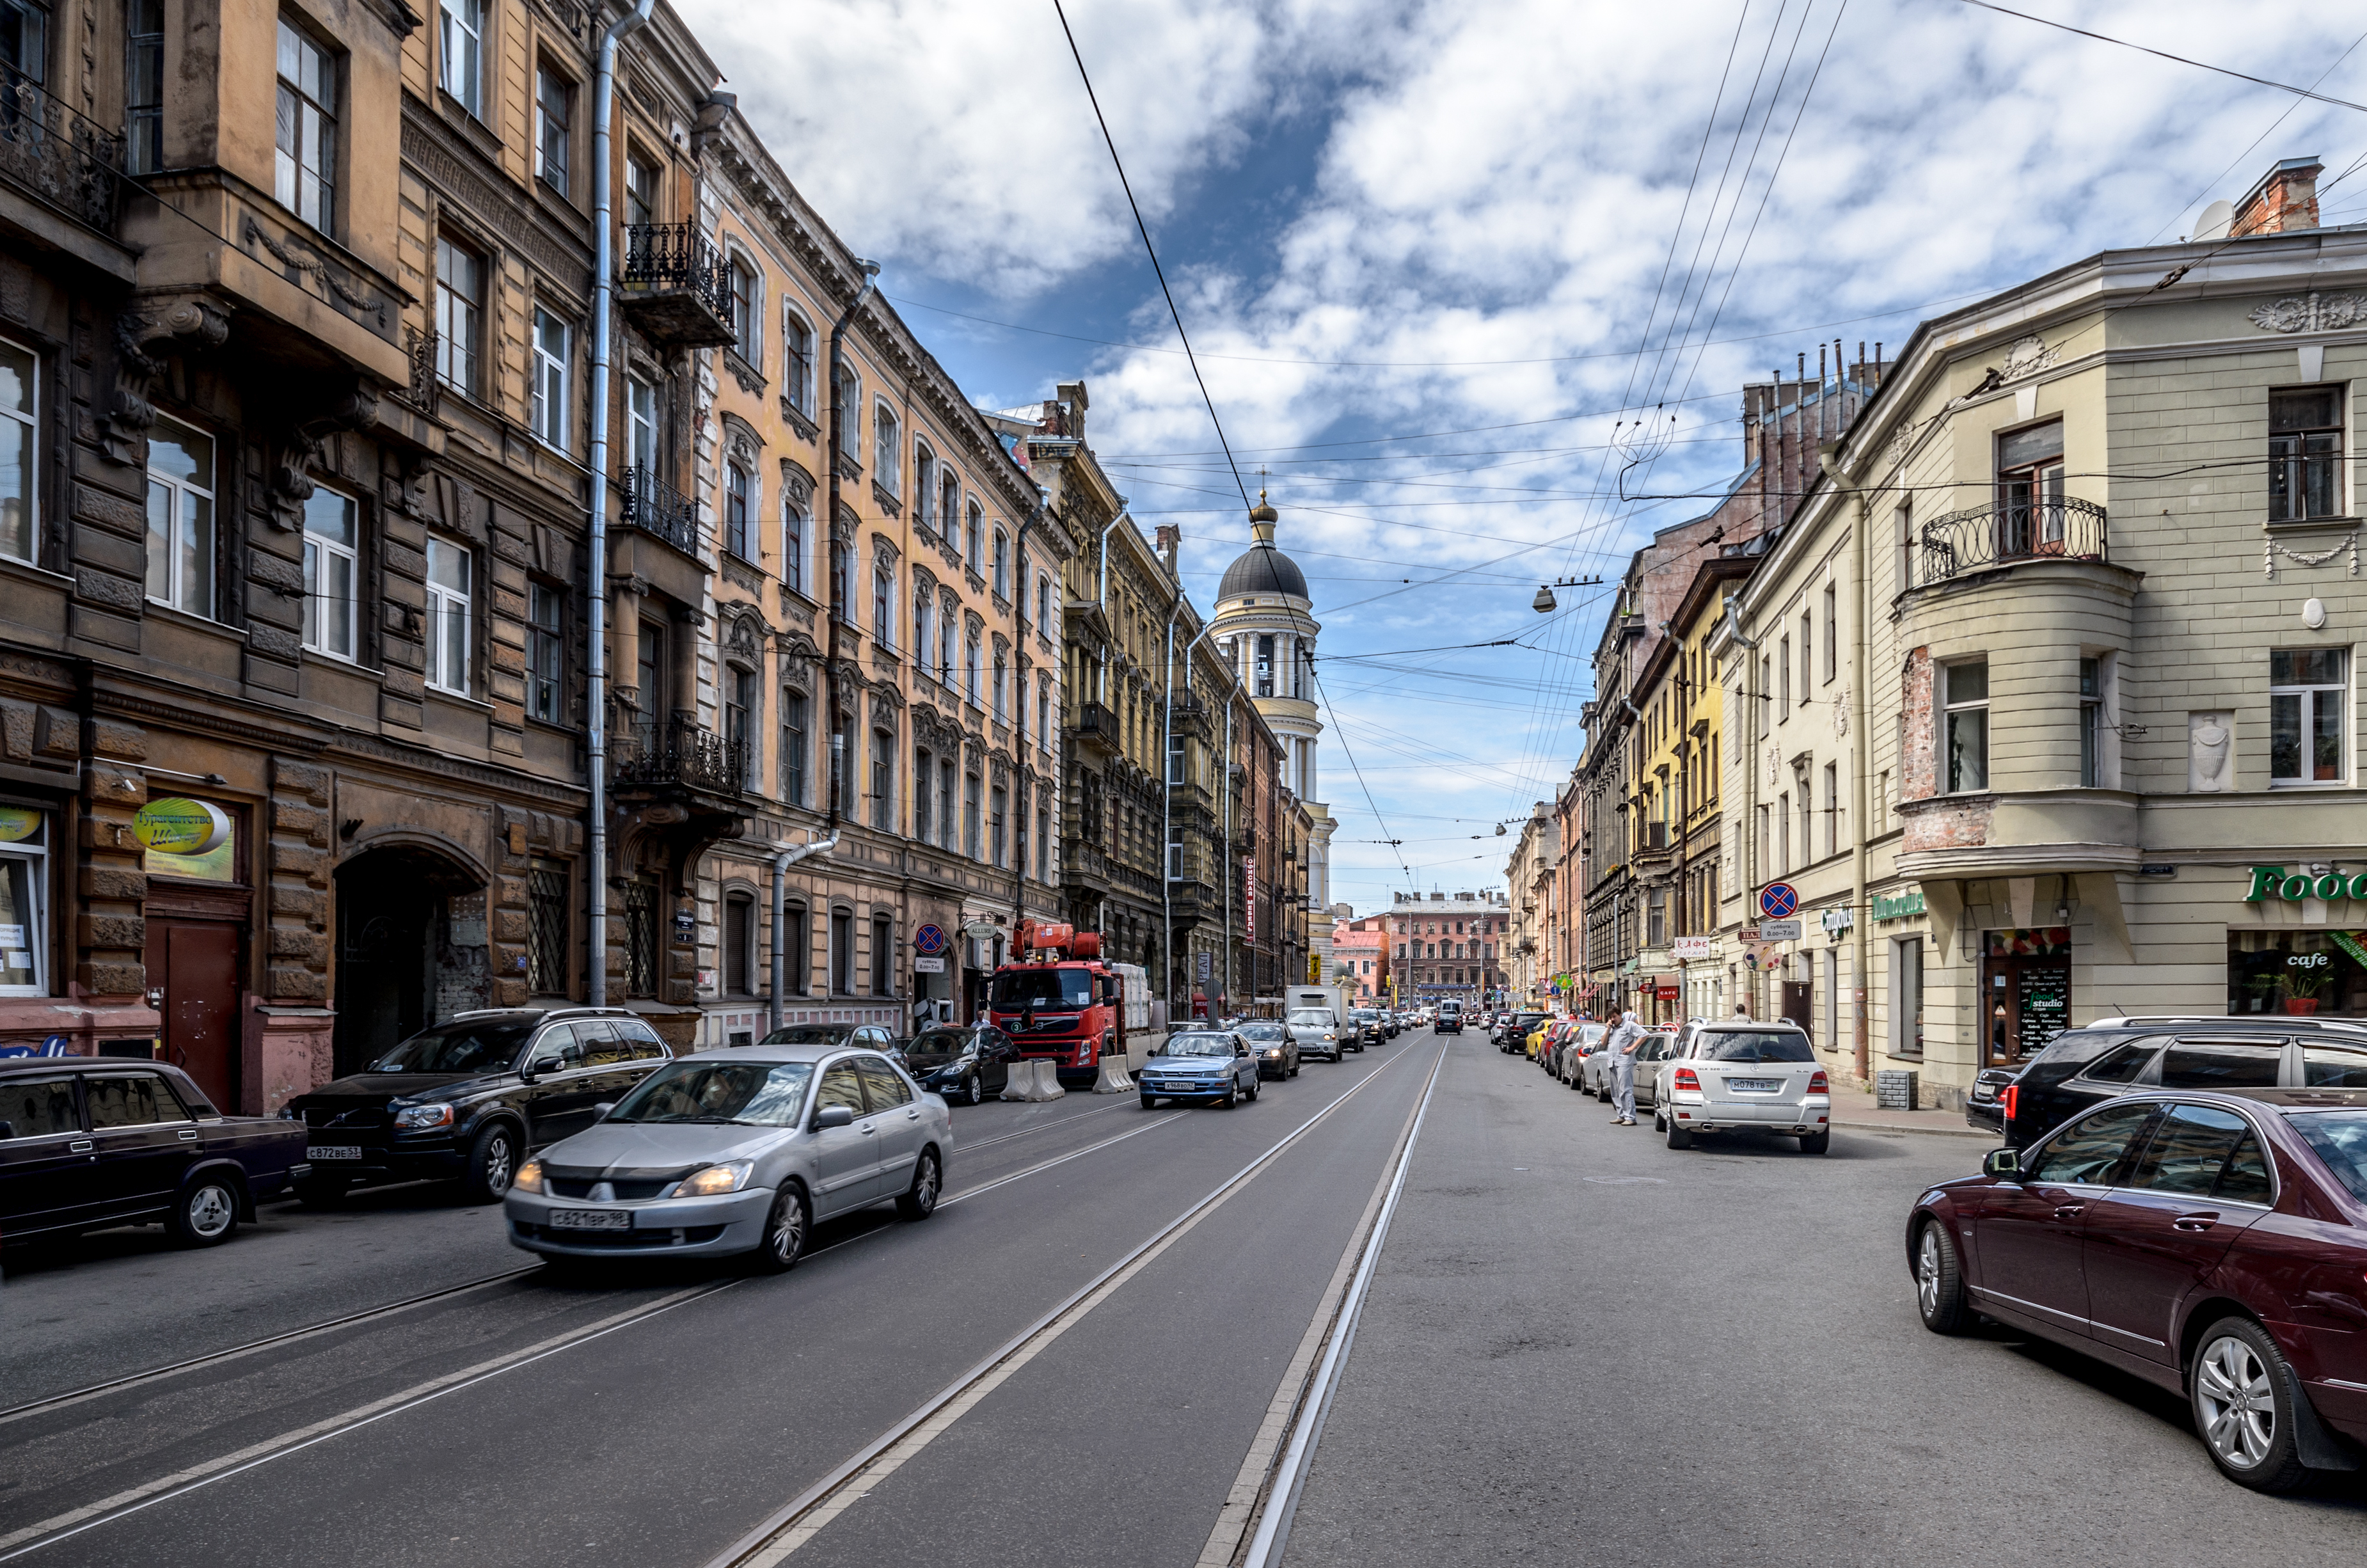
[[503, 1044, 951, 1272]]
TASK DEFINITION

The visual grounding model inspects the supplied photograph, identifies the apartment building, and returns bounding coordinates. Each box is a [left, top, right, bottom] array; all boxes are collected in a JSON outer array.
[[1387, 890, 1510, 1006], [1503, 803, 1556, 1005]]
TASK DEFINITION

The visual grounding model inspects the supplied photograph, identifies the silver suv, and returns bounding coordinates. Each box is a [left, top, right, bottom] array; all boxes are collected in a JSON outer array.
[[1651, 1020, 1830, 1154]]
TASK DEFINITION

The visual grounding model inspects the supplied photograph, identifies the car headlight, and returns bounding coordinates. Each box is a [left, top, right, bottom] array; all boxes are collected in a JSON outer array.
[[1263, 1048, 1283, 1057], [393, 1103, 454, 1130], [1323, 1032, 1336, 1040], [513, 1157, 546, 1194], [671, 1161, 754, 1198]]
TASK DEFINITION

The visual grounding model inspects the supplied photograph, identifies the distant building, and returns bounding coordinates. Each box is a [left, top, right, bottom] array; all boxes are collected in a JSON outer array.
[[1385, 891, 1511, 1006], [1331, 915, 1390, 1001]]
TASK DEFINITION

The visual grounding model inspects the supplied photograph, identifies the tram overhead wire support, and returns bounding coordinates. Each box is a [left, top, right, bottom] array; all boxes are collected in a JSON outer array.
[[1530, 575, 1603, 613]]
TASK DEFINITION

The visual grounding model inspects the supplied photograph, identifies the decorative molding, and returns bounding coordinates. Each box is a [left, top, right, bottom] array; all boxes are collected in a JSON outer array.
[[725, 352, 767, 396], [93, 690, 332, 753], [269, 380, 384, 530], [1999, 333, 2057, 381], [400, 115, 591, 292], [2263, 528, 2359, 578], [239, 215, 390, 330], [871, 480, 902, 519], [779, 398, 819, 443], [102, 294, 232, 464], [720, 555, 764, 594], [2247, 292, 2367, 334]]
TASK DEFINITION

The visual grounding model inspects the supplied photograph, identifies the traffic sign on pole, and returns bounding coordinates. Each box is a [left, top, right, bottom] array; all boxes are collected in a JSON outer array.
[[1757, 882, 1800, 920]]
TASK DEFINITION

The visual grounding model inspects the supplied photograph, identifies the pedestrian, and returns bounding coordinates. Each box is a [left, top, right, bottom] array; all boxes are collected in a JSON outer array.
[[1604, 1009, 1643, 1126], [1733, 1002, 1752, 1020]]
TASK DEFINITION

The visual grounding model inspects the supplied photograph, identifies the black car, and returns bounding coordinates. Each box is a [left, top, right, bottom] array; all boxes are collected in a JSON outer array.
[[0, 1057, 308, 1249], [1348, 1009, 1386, 1048], [1498, 1011, 1550, 1053], [900, 1024, 1022, 1105], [1999, 1018, 2367, 1148], [1436, 1004, 1464, 1036], [283, 1008, 672, 1204], [758, 1022, 902, 1052], [1237, 1022, 1299, 1079]]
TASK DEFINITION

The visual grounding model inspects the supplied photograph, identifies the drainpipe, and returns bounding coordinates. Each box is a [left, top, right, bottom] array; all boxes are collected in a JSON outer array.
[[770, 832, 839, 1032], [1160, 602, 1215, 1017], [1822, 449, 1875, 1085], [1093, 511, 1127, 708], [584, 0, 655, 1008], [823, 257, 882, 827]]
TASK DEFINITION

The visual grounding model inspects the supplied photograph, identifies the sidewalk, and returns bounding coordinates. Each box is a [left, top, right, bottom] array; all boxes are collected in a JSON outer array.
[[1828, 1093, 1995, 1140]]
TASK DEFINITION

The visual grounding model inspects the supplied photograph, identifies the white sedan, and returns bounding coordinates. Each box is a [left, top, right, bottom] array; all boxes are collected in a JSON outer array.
[[1651, 1021, 1831, 1154]]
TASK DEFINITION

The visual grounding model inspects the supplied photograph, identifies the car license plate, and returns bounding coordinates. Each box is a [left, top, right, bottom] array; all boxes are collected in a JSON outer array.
[[550, 1208, 631, 1231], [307, 1145, 363, 1160], [1728, 1079, 1782, 1093]]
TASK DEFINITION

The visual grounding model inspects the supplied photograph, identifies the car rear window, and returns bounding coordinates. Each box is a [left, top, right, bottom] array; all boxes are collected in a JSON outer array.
[[2026, 1029, 2127, 1070], [2127, 1103, 2261, 1200], [2293, 1111, 2367, 1204], [1702, 1030, 1814, 1063], [2301, 1044, 2367, 1089], [2027, 1102, 2157, 1185], [2080, 1042, 2156, 1084], [2158, 1041, 2281, 1091], [0, 1075, 78, 1137]]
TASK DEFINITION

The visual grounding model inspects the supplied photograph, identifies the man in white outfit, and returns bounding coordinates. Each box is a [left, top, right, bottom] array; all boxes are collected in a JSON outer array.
[[1604, 1010, 1643, 1127]]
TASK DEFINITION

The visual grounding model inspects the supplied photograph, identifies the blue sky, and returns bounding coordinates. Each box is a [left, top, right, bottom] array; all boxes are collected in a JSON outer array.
[[678, 0, 2367, 913]]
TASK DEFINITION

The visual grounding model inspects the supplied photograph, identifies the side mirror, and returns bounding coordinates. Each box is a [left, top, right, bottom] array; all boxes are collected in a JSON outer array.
[[1983, 1147, 2021, 1178], [813, 1105, 855, 1131], [591, 1102, 615, 1120], [517, 1066, 539, 1084]]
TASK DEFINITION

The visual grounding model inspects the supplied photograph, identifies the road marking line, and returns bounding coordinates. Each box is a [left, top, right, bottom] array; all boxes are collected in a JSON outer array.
[[956, 1095, 1137, 1153], [699, 1045, 1430, 1568], [0, 1283, 727, 1561], [940, 1113, 1186, 1205]]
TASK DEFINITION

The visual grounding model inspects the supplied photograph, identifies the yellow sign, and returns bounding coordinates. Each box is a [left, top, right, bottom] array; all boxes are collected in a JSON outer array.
[[134, 798, 231, 855], [0, 807, 38, 843]]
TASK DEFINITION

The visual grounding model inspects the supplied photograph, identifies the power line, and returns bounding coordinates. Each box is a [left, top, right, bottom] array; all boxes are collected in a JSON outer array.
[[1049, 0, 1251, 514], [1954, 0, 2367, 115], [1310, 659, 1412, 890]]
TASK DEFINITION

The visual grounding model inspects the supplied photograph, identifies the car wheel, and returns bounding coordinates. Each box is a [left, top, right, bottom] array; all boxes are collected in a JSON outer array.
[[1246, 1076, 1260, 1102], [168, 1175, 240, 1247], [1665, 1116, 1694, 1150], [964, 1072, 983, 1107], [1289, 1060, 1299, 1078], [1799, 1130, 1831, 1155], [898, 1148, 942, 1220], [1914, 1220, 1974, 1334], [747, 1184, 811, 1274], [293, 1176, 348, 1208], [1221, 1085, 1237, 1108], [462, 1122, 519, 1203], [2192, 1317, 2319, 1493], [1140, 1095, 1158, 1109]]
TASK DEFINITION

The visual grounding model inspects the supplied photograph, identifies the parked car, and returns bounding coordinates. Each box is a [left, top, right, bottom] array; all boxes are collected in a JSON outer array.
[[1548, 1021, 1592, 1081], [1576, 1029, 1625, 1097], [2000, 1024, 2367, 1150], [1437, 1002, 1464, 1036], [1909, 1087, 2367, 1491], [1556, 1023, 1606, 1086], [758, 1022, 901, 1052], [1237, 1022, 1299, 1079], [1651, 1020, 1830, 1153], [1288, 1007, 1347, 1063], [285, 1007, 673, 1205], [507, 1043, 947, 1272], [1498, 1011, 1551, 1054], [1965, 1066, 2016, 1133], [1585, 1031, 1679, 1109], [1138, 1031, 1262, 1107], [0, 1057, 309, 1250], [898, 1024, 1021, 1105]]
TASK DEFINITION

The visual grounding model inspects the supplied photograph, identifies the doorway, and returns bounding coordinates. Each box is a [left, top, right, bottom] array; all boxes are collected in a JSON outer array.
[[333, 846, 486, 1076], [1781, 980, 1813, 1033], [144, 916, 241, 1108], [1980, 928, 2072, 1066]]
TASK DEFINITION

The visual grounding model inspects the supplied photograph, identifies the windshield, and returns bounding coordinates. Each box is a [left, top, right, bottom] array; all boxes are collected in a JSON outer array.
[[757, 1024, 850, 1047], [1703, 1030, 1816, 1063], [906, 1029, 970, 1058], [608, 1061, 815, 1125], [991, 969, 1094, 1009], [1238, 1024, 1286, 1041], [1164, 1034, 1237, 1057], [367, 1021, 535, 1074], [1287, 1010, 1332, 1027], [2293, 1111, 2367, 1203]]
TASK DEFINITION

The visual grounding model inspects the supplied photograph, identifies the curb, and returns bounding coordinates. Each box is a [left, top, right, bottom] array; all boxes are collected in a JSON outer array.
[[1833, 1118, 1994, 1141]]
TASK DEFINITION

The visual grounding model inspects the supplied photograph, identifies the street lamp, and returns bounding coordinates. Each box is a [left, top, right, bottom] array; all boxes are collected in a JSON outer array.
[[1530, 575, 1603, 614]]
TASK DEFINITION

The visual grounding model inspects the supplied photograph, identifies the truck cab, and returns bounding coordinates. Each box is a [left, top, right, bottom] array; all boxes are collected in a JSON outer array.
[[985, 924, 1157, 1086]]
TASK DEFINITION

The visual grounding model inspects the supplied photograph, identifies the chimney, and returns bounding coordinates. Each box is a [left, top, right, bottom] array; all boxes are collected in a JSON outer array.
[[1155, 524, 1182, 574], [2233, 157, 2323, 238], [1056, 380, 1088, 441]]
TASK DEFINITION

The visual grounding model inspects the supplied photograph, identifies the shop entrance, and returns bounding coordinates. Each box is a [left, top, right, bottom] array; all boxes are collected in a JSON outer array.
[[1780, 980, 1813, 1032], [1981, 928, 2071, 1066], [333, 846, 487, 1076], [145, 916, 241, 1109]]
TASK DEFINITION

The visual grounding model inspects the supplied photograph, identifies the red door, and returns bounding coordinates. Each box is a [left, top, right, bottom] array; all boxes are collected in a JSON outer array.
[[146, 920, 241, 1109]]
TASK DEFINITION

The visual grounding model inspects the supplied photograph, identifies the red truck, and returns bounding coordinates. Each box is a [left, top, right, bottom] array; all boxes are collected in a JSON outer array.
[[985, 922, 1152, 1084]]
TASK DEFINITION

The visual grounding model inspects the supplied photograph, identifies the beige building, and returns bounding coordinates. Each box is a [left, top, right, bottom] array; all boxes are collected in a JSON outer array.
[[1713, 157, 2367, 1107], [1503, 804, 1558, 1004]]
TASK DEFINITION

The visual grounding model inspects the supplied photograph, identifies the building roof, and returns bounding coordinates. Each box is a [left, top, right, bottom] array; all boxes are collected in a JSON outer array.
[[1219, 542, 1308, 601]]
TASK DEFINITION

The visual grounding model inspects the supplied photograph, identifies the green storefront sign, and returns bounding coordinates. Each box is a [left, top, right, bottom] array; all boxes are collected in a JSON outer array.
[[1872, 889, 1926, 921], [2246, 866, 2367, 903]]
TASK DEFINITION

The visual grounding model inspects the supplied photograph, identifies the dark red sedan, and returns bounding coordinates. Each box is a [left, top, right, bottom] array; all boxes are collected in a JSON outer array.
[[1909, 1087, 2367, 1492]]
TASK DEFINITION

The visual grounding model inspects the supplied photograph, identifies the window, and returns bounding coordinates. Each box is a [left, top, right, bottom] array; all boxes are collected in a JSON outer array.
[[834, 365, 859, 457], [144, 418, 214, 617], [782, 902, 809, 994], [1647, 887, 1665, 947], [941, 473, 961, 552], [914, 446, 935, 530], [424, 537, 470, 694], [125, 0, 162, 174], [2127, 1103, 2263, 1200], [626, 377, 656, 473], [912, 747, 932, 841], [1893, 937, 1923, 1057], [301, 487, 358, 660], [725, 461, 754, 561], [434, 237, 482, 395], [624, 152, 658, 228], [524, 582, 563, 722], [1943, 660, 1988, 793], [724, 891, 754, 995], [726, 669, 755, 789], [871, 914, 892, 996], [990, 784, 1007, 867], [1895, 499, 1913, 593], [1778, 636, 1791, 715], [2025, 1102, 2157, 1185], [526, 859, 567, 994], [1015, 793, 1029, 878], [439, 0, 482, 116], [2270, 649, 2346, 784], [831, 713, 851, 815], [830, 540, 851, 622], [2270, 387, 2343, 522], [1997, 420, 2066, 555], [2079, 657, 2102, 788], [938, 759, 955, 851], [1166, 820, 1184, 881], [992, 528, 1009, 597], [1821, 583, 1836, 682], [938, 606, 955, 685], [624, 877, 657, 997], [992, 656, 1007, 722], [873, 566, 894, 647], [1255, 635, 1275, 697], [531, 308, 569, 451], [786, 692, 814, 805], [0, 337, 30, 564], [1775, 792, 1789, 873], [965, 501, 983, 569], [533, 64, 571, 196], [830, 908, 853, 994], [963, 772, 980, 859], [874, 402, 900, 495], [965, 634, 980, 706], [1799, 612, 1812, 704], [1823, 761, 1838, 857], [871, 727, 892, 832], [1037, 806, 1050, 879], [912, 587, 931, 673], [1040, 683, 1052, 753], [1038, 574, 1052, 630], [275, 20, 335, 232], [730, 258, 759, 365], [0, 809, 47, 995], [782, 490, 807, 595]]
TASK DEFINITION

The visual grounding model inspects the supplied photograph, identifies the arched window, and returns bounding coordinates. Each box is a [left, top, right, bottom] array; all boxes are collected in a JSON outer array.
[[870, 726, 894, 832], [938, 603, 956, 685], [941, 471, 961, 551], [781, 487, 808, 595], [965, 500, 983, 569], [725, 461, 754, 560], [834, 364, 860, 457], [992, 528, 1009, 598], [729, 256, 761, 366], [912, 579, 931, 670], [873, 560, 895, 647], [914, 444, 936, 529], [783, 306, 815, 416], [874, 401, 901, 495]]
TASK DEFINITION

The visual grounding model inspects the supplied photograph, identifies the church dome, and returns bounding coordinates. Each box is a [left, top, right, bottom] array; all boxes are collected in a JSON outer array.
[[1219, 543, 1308, 601]]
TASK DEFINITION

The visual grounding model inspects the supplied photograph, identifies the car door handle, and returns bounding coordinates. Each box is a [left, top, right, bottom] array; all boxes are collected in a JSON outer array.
[[69, 1140, 92, 1152], [859, 1124, 876, 1136], [2053, 1204, 2086, 1220], [178, 1128, 199, 1141], [905, 1109, 920, 1120], [2173, 1213, 2219, 1232]]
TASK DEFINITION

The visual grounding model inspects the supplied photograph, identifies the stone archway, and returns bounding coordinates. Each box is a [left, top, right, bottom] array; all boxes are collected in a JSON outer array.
[[331, 841, 488, 1075]]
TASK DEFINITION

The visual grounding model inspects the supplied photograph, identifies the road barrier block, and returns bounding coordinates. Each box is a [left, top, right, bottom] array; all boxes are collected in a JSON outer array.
[[1092, 1057, 1135, 1094], [1001, 1059, 1066, 1102]]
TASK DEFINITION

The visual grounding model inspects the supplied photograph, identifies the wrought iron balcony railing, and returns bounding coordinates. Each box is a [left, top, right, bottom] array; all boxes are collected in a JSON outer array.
[[0, 66, 124, 232], [615, 711, 750, 795], [1913, 496, 2107, 589], [618, 464, 701, 556], [619, 222, 736, 344]]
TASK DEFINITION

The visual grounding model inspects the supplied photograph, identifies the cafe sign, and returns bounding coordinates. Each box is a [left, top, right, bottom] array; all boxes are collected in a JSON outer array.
[[2246, 866, 2367, 903], [132, 797, 230, 856]]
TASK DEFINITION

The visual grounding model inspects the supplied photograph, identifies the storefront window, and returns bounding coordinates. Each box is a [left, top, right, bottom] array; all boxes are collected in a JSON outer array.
[[2229, 929, 2367, 1018], [1981, 928, 2070, 1065], [0, 805, 47, 994]]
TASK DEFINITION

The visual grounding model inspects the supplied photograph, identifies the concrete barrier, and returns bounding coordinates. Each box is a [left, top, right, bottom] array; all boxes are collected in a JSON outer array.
[[1092, 1057, 1135, 1094], [1000, 1058, 1065, 1102]]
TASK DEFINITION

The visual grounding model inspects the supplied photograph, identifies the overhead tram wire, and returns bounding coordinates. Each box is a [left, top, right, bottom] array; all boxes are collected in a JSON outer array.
[[1049, 0, 1251, 515], [1954, 0, 2367, 116], [1310, 658, 1414, 891], [2142, 27, 2367, 246]]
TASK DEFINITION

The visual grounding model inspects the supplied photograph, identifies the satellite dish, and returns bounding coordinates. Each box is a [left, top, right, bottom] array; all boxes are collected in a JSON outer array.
[[2193, 200, 2234, 243]]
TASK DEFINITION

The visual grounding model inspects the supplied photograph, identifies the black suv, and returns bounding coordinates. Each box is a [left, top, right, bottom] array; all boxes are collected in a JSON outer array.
[[1497, 1011, 1549, 1052], [1997, 1017, 2367, 1148], [284, 1008, 672, 1203]]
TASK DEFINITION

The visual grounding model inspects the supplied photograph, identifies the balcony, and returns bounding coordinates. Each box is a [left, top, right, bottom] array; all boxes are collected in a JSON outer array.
[[615, 712, 750, 797], [619, 464, 701, 557], [617, 223, 737, 350], [1912, 496, 2107, 589], [0, 67, 123, 236], [1069, 700, 1118, 758]]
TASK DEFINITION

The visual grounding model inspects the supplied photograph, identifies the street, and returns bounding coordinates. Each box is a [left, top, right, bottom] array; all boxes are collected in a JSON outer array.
[[6, 1028, 2363, 1567]]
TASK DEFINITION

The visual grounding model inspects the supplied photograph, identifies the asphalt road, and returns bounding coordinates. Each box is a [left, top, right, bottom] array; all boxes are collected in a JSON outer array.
[[8, 1029, 2364, 1568]]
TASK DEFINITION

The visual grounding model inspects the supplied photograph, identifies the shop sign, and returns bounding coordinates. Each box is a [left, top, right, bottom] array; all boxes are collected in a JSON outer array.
[[2247, 865, 2367, 903], [1654, 983, 1679, 1002], [913, 956, 946, 973], [0, 807, 39, 843], [1872, 889, 1926, 921], [1820, 907, 1855, 933], [1671, 936, 1716, 960], [133, 797, 230, 855]]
